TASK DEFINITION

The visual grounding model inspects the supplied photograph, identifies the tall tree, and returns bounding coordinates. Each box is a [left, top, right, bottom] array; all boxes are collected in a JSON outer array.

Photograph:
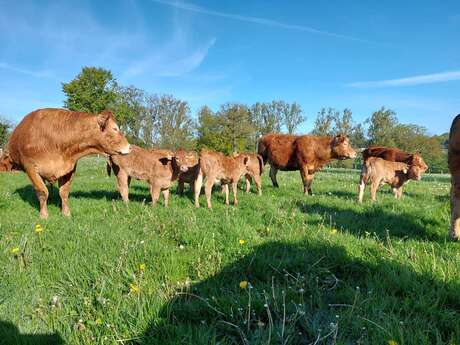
[[154, 95, 195, 150], [311, 108, 337, 136], [250, 102, 282, 136], [220, 103, 254, 153], [278, 101, 304, 134], [0, 118, 11, 148], [197, 106, 226, 152], [366, 107, 398, 146], [62, 67, 118, 113]]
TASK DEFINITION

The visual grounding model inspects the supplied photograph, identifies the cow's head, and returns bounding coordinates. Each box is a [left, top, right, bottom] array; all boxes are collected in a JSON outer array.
[[96, 110, 131, 155], [331, 135, 357, 159], [408, 154, 428, 181], [0, 152, 14, 172], [173, 150, 199, 173]]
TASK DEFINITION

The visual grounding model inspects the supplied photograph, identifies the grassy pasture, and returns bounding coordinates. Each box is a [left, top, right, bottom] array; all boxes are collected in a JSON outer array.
[[0, 157, 458, 345]]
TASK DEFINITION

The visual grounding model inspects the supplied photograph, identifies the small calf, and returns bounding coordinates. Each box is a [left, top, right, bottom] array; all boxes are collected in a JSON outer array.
[[194, 150, 250, 208], [358, 157, 415, 202], [238, 153, 264, 195], [177, 151, 200, 196], [108, 146, 197, 206]]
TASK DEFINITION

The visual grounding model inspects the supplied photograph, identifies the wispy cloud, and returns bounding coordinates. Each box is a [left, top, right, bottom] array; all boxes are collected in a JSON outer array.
[[0, 62, 54, 79], [150, 0, 371, 43], [347, 70, 460, 88]]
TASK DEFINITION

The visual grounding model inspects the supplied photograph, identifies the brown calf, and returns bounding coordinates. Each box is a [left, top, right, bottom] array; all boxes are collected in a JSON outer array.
[[194, 150, 250, 208], [7, 108, 130, 218], [258, 133, 357, 195], [108, 146, 197, 206], [448, 114, 460, 240], [177, 151, 200, 196], [237, 153, 264, 195], [358, 157, 414, 202]]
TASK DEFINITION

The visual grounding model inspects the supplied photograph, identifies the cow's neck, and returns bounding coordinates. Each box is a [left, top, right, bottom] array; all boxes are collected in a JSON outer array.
[[64, 120, 105, 162]]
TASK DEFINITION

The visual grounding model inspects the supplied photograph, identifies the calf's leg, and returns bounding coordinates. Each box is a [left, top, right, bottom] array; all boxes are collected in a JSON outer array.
[[204, 178, 214, 209], [150, 184, 161, 206], [194, 172, 203, 208], [162, 189, 170, 207], [232, 182, 239, 206], [300, 166, 313, 195], [223, 184, 229, 205], [450, 174, 460, 240], [25, 166, 49, 219], [245, 174, 252, 193], [370, 178, 380, 201], [269, 165, 279, 188], [116, 170, 130, 203], [253, 174, 262, 196], [177, 179, 185, 196], [58, 165, 76, 217]]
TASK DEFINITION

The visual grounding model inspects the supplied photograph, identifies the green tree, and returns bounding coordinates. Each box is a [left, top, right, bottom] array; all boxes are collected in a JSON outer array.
[[154, 95, 195, 150], [366, 107, 398, 146], [0, 118, 11, 148], [311, 108, 336, 136], [196, 106, 226, 152], [62, 67, 117, 113], [220, 103, 254, 153]]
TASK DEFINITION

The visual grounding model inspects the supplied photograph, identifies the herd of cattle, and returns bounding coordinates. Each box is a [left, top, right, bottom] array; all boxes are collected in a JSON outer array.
[[0, 108, 459, 240]]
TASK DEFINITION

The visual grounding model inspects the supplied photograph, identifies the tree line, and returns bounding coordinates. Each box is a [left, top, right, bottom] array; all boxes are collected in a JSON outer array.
[[0, 66, 449, 172]]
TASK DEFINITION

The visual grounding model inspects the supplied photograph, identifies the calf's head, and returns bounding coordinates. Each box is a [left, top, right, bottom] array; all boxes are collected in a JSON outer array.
[[173, 150, 199, 173], [407, 155, 428, 181], [96, 110, 131, 155], [331, 135, 357, 159]]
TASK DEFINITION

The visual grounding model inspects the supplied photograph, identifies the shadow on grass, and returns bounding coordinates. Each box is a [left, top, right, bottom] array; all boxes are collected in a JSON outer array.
[[296, 201, 445, 242], [14, 185, 152, 211], [131, 241, 459, 345], [0, 321, 64, 345]]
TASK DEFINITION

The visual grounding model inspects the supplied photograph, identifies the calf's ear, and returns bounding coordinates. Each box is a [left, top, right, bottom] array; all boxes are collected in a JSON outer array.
[[159, 153, 173, 165], [243, 156, 250, 165], [97, 110, 113, 130]]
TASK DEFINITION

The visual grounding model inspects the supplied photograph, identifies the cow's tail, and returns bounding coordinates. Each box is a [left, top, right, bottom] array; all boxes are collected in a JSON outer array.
[[256, 154, 264, 175], [257, 138, 268, 165]]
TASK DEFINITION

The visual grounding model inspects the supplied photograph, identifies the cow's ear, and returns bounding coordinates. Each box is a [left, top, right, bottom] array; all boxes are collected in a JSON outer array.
[[97, 110, 113, 130]]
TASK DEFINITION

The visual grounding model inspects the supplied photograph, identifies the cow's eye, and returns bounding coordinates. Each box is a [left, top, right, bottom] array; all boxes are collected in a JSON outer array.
[[113, 127, 119, 132]]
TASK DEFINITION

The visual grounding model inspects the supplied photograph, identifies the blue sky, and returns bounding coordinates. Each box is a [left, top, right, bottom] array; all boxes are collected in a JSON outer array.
[[1, 0, 459, 134]]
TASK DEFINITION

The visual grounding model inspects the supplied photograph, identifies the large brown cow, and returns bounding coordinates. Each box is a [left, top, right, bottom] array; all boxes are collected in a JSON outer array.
[[108, 146, 197, 206], [448, 114, 460, 240], [7, 108, 130, 218], [258, 133, 357, 194], [194, 150, 250, 208]]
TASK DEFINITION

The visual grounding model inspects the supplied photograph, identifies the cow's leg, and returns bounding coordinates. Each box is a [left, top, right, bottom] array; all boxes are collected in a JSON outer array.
[[300, 166, 313, 195], [150, 184, 161, 206], [116, 170, 130, 203], [224, 184, 229, 205], [358, 172, 367, 203], [178, 179, 185, 196], [194, 173, 203, 208], [232, 182, 239, 206], [269, 166, 279, 187], [204, 178, 214, 209], [370, 179, 380, 201], [253, 174, 262, 196], [245, 174, 252, 193], [25, 167, 49, 219], [162, 189, 170, 207], [450, 174, 460, 239], [58, 166, 76, 217], [127, 176, 132, 188]]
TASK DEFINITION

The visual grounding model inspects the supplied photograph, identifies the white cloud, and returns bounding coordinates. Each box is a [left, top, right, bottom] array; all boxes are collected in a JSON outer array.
[[150, 0, 371, 43], [347, 70, 460, 88], [0, 62, 54, 79]]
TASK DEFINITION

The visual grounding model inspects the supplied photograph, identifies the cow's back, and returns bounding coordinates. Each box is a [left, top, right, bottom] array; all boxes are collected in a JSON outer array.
[[449, 114, 460, 173], [363, 146, 413, 164], [258, 133, 298, 169]]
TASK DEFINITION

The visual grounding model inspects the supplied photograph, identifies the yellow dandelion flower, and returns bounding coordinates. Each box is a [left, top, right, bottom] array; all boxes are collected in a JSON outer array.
[[330, 229, 338, 235], [239, 280, 248, 289], [139, 263, 146, 271], [129, 283, 140, 294], [11, 247, 19, 254], [35, 224, 43, 234], [239, 239, 245, 245], [388, 340, 398, 345], [95, 318, 103, 325]]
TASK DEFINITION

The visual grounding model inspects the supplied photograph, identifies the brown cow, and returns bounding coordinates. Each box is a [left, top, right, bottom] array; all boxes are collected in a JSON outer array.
[[7, 108, 130, 218], [357, 157, 414, 202], [108, 146, 197, 206], [448, 114, 460, 240], [258, 133, 357, 195], [194, 150, 250, 208], [362, 146, 428, 172]]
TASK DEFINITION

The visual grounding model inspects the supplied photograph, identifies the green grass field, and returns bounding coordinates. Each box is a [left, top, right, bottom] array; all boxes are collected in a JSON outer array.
[[0, 157, 458, 345]]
